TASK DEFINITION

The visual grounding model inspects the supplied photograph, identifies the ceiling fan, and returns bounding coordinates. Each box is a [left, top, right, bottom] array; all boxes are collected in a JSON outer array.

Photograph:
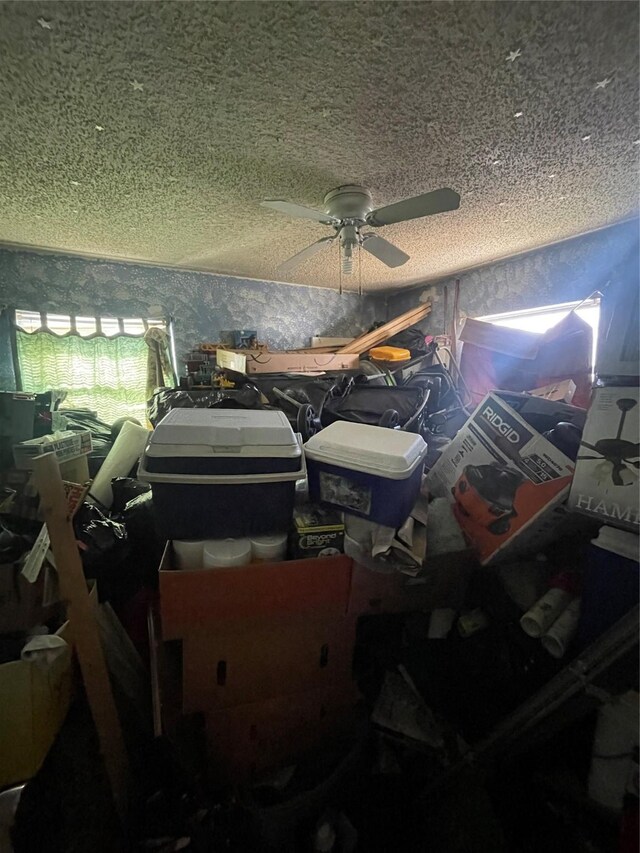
[[261, 184, 460, 276]]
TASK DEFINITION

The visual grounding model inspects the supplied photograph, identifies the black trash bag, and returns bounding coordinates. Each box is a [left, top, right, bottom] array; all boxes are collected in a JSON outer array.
[[110, 477, 151, 515], [122, 491, 164, 590], [147, 385, 266, 426], [385, 327, 428, 357], [73, 503, 130, 602]]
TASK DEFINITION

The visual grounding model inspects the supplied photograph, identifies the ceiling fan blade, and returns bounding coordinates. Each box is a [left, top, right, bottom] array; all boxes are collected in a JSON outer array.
[[366, 188, 460, 227], [361, 234, 410, 268], [277, 235, 336, 274], [261, 200, 338, 225]]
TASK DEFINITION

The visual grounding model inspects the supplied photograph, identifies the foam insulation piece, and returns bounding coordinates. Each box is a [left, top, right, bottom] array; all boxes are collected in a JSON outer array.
[[88, 421, 149, 509]]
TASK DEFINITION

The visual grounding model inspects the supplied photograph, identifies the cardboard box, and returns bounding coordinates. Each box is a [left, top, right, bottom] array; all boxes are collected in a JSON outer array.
[[182, 616, 356, 712], [203, 682, 360, 783], [13, 430, 92, 469], [158, 545, 352, 640], [289, 505, 345, 559], [0, 562, 55, 634], [427, 391, 579, 564], [217, 349, 359, 375], [568, 386, 639, 532], [0, 620, 73, 787], [530, 380, 577, 404]]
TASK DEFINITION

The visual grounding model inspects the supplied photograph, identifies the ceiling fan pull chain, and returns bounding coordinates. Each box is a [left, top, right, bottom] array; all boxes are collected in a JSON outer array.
[[358, 242, 363, 298]]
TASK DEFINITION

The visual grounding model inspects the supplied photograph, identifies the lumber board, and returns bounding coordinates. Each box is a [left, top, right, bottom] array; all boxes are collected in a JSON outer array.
[[33, 453, 129, 821], [285, 345, 342, 354], [336, 303, 431, 354]]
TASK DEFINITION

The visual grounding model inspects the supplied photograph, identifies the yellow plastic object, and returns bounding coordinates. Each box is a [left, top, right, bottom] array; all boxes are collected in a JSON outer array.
[[369, 346, 411, 362], [0, 621, 73, 787]]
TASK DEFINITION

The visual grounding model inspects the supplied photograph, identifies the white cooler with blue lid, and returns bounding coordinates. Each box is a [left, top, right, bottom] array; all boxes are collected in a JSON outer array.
[[140, 408, 305, 539], [304, 422, 427, 527]]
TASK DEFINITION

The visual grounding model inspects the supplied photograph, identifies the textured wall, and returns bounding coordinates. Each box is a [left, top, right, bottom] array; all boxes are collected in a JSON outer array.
[[386, 220, 640, 333], [0, 248, 384, 383]]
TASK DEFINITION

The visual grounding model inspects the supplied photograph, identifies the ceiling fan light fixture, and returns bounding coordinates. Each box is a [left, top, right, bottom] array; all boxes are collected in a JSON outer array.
[[263, 184, 460, 282]]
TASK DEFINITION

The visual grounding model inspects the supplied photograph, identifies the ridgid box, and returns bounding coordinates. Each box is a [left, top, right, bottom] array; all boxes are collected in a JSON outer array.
[[427, 392, 582, 564], [568, 386, 639, 532]]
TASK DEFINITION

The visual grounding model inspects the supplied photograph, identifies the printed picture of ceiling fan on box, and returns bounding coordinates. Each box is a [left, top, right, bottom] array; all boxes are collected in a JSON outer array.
[[569, 387, 639, 532]]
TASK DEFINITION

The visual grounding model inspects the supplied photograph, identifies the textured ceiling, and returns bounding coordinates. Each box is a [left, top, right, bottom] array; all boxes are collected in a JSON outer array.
[[0, 1, 638, 292]]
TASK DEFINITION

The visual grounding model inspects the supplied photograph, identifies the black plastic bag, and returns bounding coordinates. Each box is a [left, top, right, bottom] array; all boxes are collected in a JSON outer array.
[[73, 503, 130, 602], [110, 477, 151, 515], [147, 386, 265, 426], [123, 491, 164, 590], [385, 327, 428, 357]]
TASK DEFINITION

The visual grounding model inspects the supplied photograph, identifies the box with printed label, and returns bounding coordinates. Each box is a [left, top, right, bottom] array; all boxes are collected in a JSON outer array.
[[217, 349, 359, 375], [289, 505, 345, 559], [568, 387, 639, 532], [427, 391, 584, 564]]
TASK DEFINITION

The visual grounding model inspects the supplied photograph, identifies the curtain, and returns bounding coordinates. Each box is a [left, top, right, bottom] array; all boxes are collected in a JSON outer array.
[[16, 331, 148, 424], [144, 327, 175, 398], [0, 309, 17, 390]]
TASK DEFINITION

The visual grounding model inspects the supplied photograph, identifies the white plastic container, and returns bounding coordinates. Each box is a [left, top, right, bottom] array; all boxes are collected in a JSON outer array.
[[203, 538, 252, 569], [588, 692, 640, 812], [139, 409, 305, 538], [172, 540, 204, 569], [520, 588, 573, 638], [250, 533, 288, 563], [305, 422, 427, 527]]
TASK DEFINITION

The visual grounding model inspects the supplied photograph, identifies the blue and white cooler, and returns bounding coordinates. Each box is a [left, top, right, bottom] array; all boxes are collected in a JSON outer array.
[[304, 421, 427, 528], [139, 408, 305, 539]]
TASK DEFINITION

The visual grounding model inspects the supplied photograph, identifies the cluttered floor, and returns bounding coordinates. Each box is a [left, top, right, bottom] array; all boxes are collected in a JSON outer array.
[[0, 304, 638, 853]]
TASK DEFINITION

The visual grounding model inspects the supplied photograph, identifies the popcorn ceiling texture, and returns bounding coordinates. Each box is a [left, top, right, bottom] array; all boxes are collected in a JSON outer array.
[[0, 1, 638, 292], [0, 248, 384, 372], [387, 219, 640, 335]]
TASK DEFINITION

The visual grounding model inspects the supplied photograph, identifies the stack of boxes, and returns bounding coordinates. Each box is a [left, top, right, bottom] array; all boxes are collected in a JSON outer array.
[[157, 547, 359, 783]]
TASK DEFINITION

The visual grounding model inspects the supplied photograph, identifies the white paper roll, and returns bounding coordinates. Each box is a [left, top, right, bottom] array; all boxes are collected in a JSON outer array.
[[541, 598, 581, 658], [89, 421, 150, 509], [520, 588, 573, 638], [250, 534, 288, 563], [203, 538, 251, 569], [173, 540, 204, 569]]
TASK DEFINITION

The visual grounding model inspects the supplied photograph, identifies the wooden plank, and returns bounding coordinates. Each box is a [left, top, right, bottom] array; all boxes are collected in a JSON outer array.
[[33, 453, 129, 821], [286, 345, 342, 354], [336, 303, 431, 354]]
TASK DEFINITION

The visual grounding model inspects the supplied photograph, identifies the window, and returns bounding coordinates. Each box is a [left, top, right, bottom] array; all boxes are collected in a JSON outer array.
[[478, 298, 600, 373], [15, 310, 168, 425]]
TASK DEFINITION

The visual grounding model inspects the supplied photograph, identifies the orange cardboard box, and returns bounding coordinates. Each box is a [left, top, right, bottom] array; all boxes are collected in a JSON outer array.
[[159, 545, 352, 640], [182, 616, 357, 712], [204, 681, 360, 783]]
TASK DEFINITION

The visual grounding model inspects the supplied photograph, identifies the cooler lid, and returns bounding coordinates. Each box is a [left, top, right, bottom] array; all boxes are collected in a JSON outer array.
[[304, 421, 427, 479], [147, 408, 300, 458], [591, 525, 640, 562]]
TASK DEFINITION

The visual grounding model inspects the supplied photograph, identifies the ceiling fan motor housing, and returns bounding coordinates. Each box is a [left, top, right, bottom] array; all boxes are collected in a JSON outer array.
[[323, 185, 373, 222]]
